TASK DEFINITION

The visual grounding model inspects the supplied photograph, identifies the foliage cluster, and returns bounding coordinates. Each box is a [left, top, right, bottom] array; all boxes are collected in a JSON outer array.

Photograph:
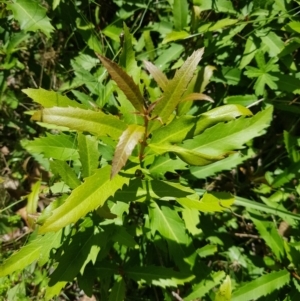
[[1, 0, 300, 300]]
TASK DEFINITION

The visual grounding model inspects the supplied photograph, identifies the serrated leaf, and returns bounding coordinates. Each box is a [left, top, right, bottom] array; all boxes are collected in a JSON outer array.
[[78, 133, 100, 178], [49, 228, 102, 285], [197, 244, 218, 258], [50, 160, 81, 189], [234, 196, 300, 222], [150, 48, 204, 128], [177, 192, 234, 212], [185, 271, 226, 301], [38, 166, 131, 233], [248, 210, 285, 261], [143, 60, 169, 91], [190, 149, 254, 179], [126, 266, 193, 288], [149, 202, 196, 269], [7, 0, 54, 37], [108, 278, 126, 301], [173, 0, 188, 30], [96, 53, 145, 113], [23, 88, 85, 109], [31, 107, 126, 139], [0, 231, 62, 277], [231, 270, 290, 301], [111, 125, 145, 178], [148, 144, 225, 165], [23, 133, 79, 161], [182, 106, 273, 157], [150, 115, 195, 145], [149, 154, 187, 177], [182, 207, 201, 235]]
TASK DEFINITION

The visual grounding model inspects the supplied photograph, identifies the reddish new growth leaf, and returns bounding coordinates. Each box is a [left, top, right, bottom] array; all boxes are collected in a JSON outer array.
[[96, 53, 145, 113], [143, 60, 169, 91], [111, 125, 145, 178]]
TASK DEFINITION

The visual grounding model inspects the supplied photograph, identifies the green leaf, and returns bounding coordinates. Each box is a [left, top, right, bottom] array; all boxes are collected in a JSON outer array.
[[190, 149, 254, 179], [150, 115, 195, 145], [177, 192, 234, 212], [185, 271, 226, 301], [119, 23, 140, 83], [149, 154, 187, 177], [49, 228, 102, 285], [96, 54, 145, 113], [173, 0, 188, 30], [284, 131, 300, 163], [154, 43, 184, 71], [31, 107, 126, 139], [126, 265, 193, 288], [149, 202, 196, 269], [23, 133, 79, 161], [108, 278, 126, 301], [0, 231, 62, 277], [224, 95, 258, 107], [143, 60, 169, 91], [7, 0, 54, 37], [231, 270, 290, 301], [260, 31, 285, 57], [38, 166, 131, 233], [248, 210, 285, 261], [234, 195, 300, 222], [149, 144, 225, 166], [23, 88, 86, 109], [181, 93, 214, 103], [50, 160, 81, 189], [197, 244, 218, 258], [285, 21, 300, 33], [162, 30, 190, 44], [111, 125, 145, 178], [194, 104, 253, 136], [111, 227, 137, 248], [182, 106, 273, 157], [150, 48, 204, 128], [215, 275, 231, 301], [198, 19, 238, 33], [78, 133, 100, 178], [181, 207, 201, 235], [239, 36, 259, 69]]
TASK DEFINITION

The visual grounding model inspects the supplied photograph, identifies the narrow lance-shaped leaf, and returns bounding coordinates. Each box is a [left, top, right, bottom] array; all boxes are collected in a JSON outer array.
[[150, 48, 204, 129], [231, 269, 290, 301], [96, 53, 145, 113], [31, 107, 126, 139], [181, 92, 214, 103], [23, 88, 86, 109], [143, 60, 169, 91], [111, 124, 145, 179], [38, 165, 132, 233], [78, 133, 100, 178]]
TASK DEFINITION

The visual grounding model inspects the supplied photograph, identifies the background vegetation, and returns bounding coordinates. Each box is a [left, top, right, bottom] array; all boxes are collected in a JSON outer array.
[[1, 0, 300, 300]]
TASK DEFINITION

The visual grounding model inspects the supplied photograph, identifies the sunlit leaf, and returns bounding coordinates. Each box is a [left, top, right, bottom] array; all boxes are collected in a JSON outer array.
[[173, 0, 188, 30], [215, 275, 231, 301], [177, 192, 234, 212], [143, 60, 169, 91], [111, 124, 145, 178], [23, 88, 86, 109], [77, 133, 100, 178], [150, 48, 204, 128], [7, 0, 54, 37], [231, 270, 290, 301], [38, 166, 131, 233], [31, 107, 126, 139]]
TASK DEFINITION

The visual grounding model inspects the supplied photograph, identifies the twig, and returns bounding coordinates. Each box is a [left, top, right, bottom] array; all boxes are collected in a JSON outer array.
[[172, 291, 185, 301], [235, 233, 260, 239]]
